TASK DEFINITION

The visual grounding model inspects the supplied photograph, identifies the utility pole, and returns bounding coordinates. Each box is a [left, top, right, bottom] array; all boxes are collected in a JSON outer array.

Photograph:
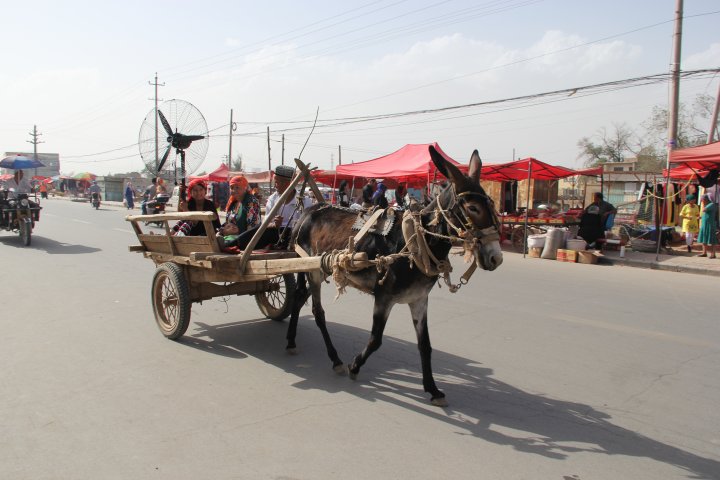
[[267, 126, 271, 171], [27, 125, 44, 177], [281, 134, 285, 165], [148, 73, 165, 173], [667, 0, 683, 158], [708, 80, 720, 143], [228, 109, 235, 169], [338, 145, 342, 165], [658, 0, 683, 260]]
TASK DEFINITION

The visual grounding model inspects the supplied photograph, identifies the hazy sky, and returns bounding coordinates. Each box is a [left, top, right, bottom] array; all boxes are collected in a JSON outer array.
[[1, 0, 718, 176]]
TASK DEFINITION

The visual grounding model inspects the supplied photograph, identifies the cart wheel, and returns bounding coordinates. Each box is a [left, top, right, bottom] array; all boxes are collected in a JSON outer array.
[[255, 274, 296, 321], [151, 263, 191, 340], [511, 227, 526, 252], [19, 219, 31, 246]]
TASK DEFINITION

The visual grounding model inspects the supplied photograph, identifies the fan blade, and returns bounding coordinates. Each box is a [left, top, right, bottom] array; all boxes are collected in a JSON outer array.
[[157, 145, 172, 173], [157, 109, 174, 137]]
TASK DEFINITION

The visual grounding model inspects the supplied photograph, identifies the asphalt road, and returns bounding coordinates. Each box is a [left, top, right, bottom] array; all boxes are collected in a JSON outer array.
[[1, 198, 718, 480]]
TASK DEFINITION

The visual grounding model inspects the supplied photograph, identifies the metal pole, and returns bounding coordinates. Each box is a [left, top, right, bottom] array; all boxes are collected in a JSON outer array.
[[708, 80, 720, 143], [523, 161, 532, 258], [657, 0, 683, 260], [267, 126, 271, 171], [228, 109, 233, 169], [338, 145, 342, 165]]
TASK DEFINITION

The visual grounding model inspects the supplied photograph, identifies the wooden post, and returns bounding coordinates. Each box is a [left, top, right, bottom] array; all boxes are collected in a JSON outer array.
[[236, 164, 308, 274]]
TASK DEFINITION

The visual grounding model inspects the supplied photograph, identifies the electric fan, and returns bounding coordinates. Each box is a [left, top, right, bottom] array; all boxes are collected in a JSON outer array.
[[138, 99, 209, 197]]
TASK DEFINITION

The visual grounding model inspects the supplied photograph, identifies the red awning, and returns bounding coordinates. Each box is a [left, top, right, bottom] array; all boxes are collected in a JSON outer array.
[[335, 143, 467, 187], [574, 166, 603, 177], [481, 158, 578, 182], [669, 140, 720, 169]]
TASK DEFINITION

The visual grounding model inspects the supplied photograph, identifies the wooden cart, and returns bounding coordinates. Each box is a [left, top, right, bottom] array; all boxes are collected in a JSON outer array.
[[127, 160, 372, 340]]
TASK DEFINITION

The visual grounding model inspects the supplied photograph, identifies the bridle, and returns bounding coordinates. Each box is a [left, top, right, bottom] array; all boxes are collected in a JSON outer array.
[[425, 184, 501, 247]]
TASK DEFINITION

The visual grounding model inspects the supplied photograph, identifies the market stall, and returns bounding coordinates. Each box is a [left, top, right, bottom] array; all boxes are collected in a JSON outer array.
[[480, 157, 583, 254]]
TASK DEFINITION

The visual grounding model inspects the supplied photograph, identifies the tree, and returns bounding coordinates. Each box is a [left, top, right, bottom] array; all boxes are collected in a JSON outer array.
[[231, 153, 243, 171], [642, 93, 712, 150], [577, 122, 636, 166]]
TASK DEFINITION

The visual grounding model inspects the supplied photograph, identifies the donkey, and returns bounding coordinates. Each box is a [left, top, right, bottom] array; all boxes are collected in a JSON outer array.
[[287, 145, 503, 406]]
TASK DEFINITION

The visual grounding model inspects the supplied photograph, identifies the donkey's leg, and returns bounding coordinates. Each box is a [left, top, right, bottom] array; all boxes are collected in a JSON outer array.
[[306, 270, 345, 373], [348, 296, 393, 380], [286, 272, 310, 354], [409, 297, 447, 407]]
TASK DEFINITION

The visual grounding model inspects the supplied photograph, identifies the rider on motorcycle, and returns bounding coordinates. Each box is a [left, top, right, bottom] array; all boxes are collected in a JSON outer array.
[[141, 178, 158, 215], [88, 181, 101, 205]]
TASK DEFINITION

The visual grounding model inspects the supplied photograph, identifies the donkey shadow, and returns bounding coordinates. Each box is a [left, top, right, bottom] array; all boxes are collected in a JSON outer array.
[[182, 316, 719, 479]]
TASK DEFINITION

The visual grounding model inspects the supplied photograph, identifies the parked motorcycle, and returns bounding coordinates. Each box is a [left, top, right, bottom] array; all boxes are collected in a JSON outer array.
[[90, 192, 101, 209], [144, 193, 171, 227], [0, 190, 41, 246]]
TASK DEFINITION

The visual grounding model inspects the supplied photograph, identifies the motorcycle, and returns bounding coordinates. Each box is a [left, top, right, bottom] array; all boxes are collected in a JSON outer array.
[[90, 191, 101, 210], [144, 193, 171, 227], [0, 189, 41, 246]]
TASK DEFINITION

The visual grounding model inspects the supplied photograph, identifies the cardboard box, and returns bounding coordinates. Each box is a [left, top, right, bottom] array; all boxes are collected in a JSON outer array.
[[556, 249, 577, 263], [577, 250, 599, 264]]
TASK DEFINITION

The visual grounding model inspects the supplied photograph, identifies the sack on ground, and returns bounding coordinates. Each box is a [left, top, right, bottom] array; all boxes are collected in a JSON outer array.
[[541, 228, 565, 259]]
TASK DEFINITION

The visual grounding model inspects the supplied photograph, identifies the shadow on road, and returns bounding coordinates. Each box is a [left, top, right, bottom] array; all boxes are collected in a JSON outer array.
[[0, 235, 101, 254], [184, 316, 719, 479]]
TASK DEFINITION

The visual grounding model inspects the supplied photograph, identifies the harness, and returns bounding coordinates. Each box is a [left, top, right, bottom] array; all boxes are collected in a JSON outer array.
[[401, 186, 500, 292], [326, 185, 499, 294]]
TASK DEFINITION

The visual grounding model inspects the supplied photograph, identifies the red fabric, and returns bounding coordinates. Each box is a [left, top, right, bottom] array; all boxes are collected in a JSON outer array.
[[480, 158, 578, 181], [574, 166, 603, 177], [669, 140, 720, 169], [186, 178, 206, 192], [663, 165, 708, 180], [335, 143, 467, 186]]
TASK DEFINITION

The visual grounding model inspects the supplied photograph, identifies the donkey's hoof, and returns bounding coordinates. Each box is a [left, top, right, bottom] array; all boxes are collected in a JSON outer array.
[[286, 347, 299, 356], [348, 368, 358, 381], [333, 363, 348, 375], [431, 396, 449, 407]]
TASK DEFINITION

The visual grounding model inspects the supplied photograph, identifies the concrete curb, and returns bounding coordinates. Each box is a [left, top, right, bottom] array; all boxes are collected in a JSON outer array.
[[599, 255, 720, 277]]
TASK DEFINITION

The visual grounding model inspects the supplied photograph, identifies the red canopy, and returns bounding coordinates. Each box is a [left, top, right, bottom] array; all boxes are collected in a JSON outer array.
[[311, 170, 366, 188], [481, 158, 578, 182], [669, 140, 720, 169], [335, 143, 467, 187], [574, 166, 603, 177], [663, 165, 709, 180]]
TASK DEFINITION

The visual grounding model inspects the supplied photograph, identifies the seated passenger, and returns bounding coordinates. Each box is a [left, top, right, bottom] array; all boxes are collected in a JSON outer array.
[[372, 182, 388, 209], [217, 175, 260, 246], [219, 165, 311, 250], [173, 179, 221, 236]]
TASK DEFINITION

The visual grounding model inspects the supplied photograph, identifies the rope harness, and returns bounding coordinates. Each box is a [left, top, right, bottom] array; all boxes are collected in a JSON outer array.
[[326, 185, 500, 295]]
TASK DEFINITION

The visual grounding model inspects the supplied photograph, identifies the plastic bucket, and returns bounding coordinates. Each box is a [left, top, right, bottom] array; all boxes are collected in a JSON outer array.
[[566, 238, 587, 251], [527, 234, 546, 249]]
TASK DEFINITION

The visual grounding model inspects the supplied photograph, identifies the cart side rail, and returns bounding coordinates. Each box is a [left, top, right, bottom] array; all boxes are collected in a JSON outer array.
[[126, 211, 220, 256]]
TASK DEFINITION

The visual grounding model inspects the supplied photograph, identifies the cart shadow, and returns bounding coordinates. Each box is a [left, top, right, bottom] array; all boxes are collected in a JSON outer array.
[[184, 316, 718, 478], [0, 235, 101, 254]]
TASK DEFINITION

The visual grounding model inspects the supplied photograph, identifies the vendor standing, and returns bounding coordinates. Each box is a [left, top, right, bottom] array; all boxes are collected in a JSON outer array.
[[679, 194, 700, 253], [578, 192, 617, 247]]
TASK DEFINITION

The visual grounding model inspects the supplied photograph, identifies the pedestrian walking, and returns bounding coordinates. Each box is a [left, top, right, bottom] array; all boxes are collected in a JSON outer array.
[[125, 181, 135, 210], [697, 194, 718, 258]]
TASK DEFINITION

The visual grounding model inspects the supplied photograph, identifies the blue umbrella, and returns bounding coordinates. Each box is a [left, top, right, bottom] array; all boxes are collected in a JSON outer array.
[[0, 155, 45, 170]]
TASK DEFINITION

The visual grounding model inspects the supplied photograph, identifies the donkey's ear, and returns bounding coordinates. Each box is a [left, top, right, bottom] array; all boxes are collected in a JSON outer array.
[[468, 149, 482, 183], [429, 145, 465, 186]]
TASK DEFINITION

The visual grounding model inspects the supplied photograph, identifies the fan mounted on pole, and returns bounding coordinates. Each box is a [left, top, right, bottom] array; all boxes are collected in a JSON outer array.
[[138, 99, 209, 201]]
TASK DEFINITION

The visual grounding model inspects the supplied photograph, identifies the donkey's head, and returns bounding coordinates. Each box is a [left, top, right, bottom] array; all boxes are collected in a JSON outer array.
[[428, 145, 503, 271]]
